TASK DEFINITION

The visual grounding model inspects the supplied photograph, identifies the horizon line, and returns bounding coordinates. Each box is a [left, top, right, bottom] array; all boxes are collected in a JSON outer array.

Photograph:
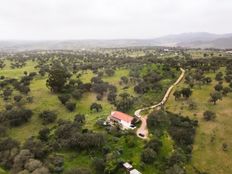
[[0, 32, 231, 41]]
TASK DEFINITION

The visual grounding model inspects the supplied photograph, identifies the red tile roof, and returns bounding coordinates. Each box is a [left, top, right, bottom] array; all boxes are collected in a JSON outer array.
[[111, 111, 134, 123]]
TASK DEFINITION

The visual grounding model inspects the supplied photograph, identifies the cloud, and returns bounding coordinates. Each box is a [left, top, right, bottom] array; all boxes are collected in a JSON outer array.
[[0, 0, 231, 39]]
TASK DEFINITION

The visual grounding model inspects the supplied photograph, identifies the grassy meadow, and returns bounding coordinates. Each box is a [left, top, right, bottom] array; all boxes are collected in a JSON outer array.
[[2, 54, 229, 174], [166, 68, 232, 174], [0, 58, 179, 174]]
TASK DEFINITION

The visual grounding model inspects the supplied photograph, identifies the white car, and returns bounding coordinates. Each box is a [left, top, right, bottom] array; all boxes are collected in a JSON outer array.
[[129, 124, 137, 130]]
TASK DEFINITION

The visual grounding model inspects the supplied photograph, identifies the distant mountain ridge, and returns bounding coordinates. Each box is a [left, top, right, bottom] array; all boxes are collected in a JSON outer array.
[[154, 32, 232, 46], [1, 32, 232, 51], [177, 36, 232, 49]]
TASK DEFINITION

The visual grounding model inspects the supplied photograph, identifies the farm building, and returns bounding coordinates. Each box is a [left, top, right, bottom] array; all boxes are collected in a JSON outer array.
[[108, 111, 136, 130], [130, 169, 141, 174], [122, 162, 141, 174], [123, 162, 133, 171]]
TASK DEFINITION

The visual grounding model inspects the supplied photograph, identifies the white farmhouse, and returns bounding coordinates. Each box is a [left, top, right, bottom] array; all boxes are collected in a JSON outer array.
[[108, 111, 136, 130]]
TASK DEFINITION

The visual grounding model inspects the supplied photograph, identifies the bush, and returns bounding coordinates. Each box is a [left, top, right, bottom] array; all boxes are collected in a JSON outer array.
[[214, 83, 223, 91], [145, 139, 162, 152], [19, 85, 30, 94], [39, 111, 57, 124], [141, 148, 157, 163], [38, 127, 50, 141], [3, 88, 13, 100], [105, 69, 115, 76], [26, 96, 33, 103], [0, 126, 7, 137], [23, 138, 48, 159], [125, 136, 136, 147], [65, 102, 76, 111], [188, 100, 197, 110], [74, 114, 85, 124], [92, 158, 105, 174], [115, 93, 134, 112], [96, 119, 106, 128], [107, 92, 117, 104], [203, 111, 216, 121], [222, 87, 231, 96], [210, 91, 222, 104], [58, 94, 71, 105], [3, 108, 33, 127], [90, 103, 102, 112], [72, 89, 82, 100], [14, 95, 23, 102], [165, 164, 185, 174], [0, 138, 19, 169], [96, 94, 103, 101], [5, 104, 13, 110]]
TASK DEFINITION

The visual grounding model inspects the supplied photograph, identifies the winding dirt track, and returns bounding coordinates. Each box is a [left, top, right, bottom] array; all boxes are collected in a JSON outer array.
[[135, 68, 185, 139]]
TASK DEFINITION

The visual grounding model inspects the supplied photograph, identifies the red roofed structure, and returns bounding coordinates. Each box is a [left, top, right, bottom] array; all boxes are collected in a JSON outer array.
[[108, 111, 136, 129]]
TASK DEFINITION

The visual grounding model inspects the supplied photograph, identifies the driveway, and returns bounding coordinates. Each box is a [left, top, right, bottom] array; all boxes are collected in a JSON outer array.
[[135, 68, 185, 139]]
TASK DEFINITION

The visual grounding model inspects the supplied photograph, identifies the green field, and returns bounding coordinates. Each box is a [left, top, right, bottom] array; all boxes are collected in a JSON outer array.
[[0, 61, 137, 142], [0, 58, 179, 174], [166, 68, 232, 174], [1, 51, 231, 174]]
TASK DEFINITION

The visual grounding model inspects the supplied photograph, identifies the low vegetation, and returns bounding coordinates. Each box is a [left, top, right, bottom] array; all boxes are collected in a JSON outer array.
[[0, 48, 231, 174]]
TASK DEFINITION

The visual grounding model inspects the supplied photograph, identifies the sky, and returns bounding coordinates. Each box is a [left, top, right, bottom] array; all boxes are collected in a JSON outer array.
[[0, 0, 231, 40]]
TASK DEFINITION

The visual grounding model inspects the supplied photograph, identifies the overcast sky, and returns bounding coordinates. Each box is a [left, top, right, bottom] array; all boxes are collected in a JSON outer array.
[[0, 0, 231, 40]]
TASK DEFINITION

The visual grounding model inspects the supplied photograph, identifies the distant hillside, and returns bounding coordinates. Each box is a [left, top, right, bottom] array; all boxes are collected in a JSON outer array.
[[1, 32, 232, 51], [154, 32, 222, 44], [0, 40, 160, 51], [153, 32, 232, 48], [177, 37, 232, 49]]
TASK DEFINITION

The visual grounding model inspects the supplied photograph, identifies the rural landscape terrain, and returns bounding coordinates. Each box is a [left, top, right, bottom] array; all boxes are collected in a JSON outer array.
[[1, 0, 232, 173], [0, 43, 232, 174]]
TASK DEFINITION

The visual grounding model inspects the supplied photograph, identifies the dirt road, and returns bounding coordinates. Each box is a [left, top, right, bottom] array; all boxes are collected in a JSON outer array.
[[135, 68, 185, 139]]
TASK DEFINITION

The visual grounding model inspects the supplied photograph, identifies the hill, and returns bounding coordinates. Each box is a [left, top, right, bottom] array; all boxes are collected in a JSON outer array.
[[1, 32, 232, 51], [177, 37, 232, 49]]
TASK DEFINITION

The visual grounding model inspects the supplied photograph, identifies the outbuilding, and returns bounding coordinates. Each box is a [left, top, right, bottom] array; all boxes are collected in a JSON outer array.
[[130, 169, 142, 174]]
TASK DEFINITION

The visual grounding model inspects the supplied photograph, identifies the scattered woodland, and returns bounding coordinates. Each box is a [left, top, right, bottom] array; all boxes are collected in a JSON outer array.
[[0, 48, 232, 174]]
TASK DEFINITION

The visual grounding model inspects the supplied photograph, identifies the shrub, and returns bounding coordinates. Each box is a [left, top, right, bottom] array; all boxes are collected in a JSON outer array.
[[26, 96, 33, 103], [74, 114, 85, 124], [39, 110, 57, 124], [90, 103, 102, 112], [3, 88, 13, 100], [222, 87, 231, 96], [14, 95, 23, 102], [214, 83, 223, 91], [92, 158, 105, 174], [203, 111, 216, 121], [141, 148, 157, 163], [4, 108, 33, 127], [65, 102, 76, 111], [19, 85, 30, 94], [38, 127, 50, 141], [72, 89, 82, 100], [210, 91, 222, 105], [0, 126, 7, 137], [5, 104, 13, 111], [125, 136, 136, 147], [105, 69, 115, 76], [96, 94, 103, 101], [23, 137, 48, 159], [145, 139, 163, 152], [58, 94, 71, 105]]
